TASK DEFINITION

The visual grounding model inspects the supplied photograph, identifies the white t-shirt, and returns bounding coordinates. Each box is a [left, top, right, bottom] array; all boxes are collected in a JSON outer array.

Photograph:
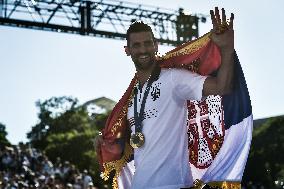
[[127, 68, 207, 189]]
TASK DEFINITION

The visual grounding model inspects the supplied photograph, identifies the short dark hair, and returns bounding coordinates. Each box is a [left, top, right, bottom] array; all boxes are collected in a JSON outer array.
[[126, 21, 155, 46]]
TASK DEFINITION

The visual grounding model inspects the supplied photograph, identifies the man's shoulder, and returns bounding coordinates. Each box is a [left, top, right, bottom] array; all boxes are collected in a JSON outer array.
[[160, 67, 196, 76]]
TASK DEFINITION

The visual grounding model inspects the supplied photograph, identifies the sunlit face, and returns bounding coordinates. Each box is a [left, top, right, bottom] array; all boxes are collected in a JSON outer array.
[[125, 31, 158, 71]]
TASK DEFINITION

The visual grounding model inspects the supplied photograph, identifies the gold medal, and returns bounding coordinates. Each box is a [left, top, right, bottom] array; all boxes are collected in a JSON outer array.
[[130, 132, 145, 148]]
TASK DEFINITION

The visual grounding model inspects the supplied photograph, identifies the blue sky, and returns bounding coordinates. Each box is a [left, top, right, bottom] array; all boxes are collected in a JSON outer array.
[[1, 0, 284, 144]]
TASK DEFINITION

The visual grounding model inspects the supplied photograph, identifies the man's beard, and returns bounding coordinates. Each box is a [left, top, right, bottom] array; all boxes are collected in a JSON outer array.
[[133, 53, 156, 71]]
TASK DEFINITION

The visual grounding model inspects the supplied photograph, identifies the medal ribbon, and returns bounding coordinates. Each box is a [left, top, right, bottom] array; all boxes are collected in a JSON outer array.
[[133, 77, 154, 133]]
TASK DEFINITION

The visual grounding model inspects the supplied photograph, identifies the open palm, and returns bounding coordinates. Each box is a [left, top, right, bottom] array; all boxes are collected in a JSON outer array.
[[210, 7, 234, 52]]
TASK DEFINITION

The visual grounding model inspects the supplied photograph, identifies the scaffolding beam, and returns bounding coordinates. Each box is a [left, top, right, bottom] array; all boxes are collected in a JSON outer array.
[[0, 0, 207, 46]]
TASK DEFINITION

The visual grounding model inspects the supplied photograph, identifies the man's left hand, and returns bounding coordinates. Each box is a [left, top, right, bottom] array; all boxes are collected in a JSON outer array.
[[210, 7, 234, 52]]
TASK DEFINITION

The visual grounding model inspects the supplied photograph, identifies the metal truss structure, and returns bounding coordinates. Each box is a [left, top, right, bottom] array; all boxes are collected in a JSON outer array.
[[0, 0, 207, 46]]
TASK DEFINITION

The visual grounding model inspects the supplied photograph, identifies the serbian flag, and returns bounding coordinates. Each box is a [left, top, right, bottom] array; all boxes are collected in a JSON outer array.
[[98, 32, 253, 189], [186, 51, 253, 188]]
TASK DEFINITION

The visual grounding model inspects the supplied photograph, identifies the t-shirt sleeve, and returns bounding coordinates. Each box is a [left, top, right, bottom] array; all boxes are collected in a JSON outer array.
[[170, 68, 207, 101]]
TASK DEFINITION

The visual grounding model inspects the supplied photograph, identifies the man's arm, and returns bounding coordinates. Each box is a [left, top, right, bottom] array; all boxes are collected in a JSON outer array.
[[203, 7, 235, 97]]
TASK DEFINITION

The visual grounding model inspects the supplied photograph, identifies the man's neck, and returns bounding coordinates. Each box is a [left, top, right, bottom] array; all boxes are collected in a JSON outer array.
[[136, 63, 157, 87]]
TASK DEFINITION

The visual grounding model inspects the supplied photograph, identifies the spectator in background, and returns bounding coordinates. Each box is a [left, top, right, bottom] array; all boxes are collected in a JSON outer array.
[[82, 169, 93, 189]]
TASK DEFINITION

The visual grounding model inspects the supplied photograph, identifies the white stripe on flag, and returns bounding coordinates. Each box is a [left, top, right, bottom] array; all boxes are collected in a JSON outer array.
[[200, 114, 253, 182]]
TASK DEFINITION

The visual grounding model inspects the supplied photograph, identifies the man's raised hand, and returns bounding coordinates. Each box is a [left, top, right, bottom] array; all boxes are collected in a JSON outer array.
[[210, 7, 234, 52]]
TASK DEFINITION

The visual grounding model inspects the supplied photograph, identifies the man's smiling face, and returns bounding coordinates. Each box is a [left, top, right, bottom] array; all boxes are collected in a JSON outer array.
[[125, 31, 158, 71]]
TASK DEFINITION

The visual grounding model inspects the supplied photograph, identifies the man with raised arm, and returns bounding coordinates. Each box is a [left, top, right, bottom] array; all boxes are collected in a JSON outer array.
[[96, 7, 252, 189]]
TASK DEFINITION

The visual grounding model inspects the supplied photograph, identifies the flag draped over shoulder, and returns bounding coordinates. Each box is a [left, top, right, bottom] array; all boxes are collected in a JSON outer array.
[[97, 32, 252, 189]]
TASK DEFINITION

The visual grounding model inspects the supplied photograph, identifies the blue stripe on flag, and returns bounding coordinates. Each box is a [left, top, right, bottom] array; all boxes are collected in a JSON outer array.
[[222, 52, 252, 129]]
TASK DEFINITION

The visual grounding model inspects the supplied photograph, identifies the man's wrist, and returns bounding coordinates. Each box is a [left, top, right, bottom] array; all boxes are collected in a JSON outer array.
[[220, 47, 234, 56]]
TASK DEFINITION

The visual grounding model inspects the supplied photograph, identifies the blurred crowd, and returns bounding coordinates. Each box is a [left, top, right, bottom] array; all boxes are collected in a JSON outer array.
[[0, 144, 97, 189], [1, 144, 278, 189]]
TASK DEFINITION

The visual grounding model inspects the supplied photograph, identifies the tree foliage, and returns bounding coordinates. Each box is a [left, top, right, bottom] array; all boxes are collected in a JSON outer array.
[[0, 122, 10, 146], [243, 116, 284, 188], [27, 96, 111, 188], [27, 96, 79, 149]]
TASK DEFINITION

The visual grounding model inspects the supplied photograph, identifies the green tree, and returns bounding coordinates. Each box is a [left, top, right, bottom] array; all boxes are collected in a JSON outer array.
[[27, 96, 111, 188], [243, 116, 284, 188], [27, 96, 79, 149], [0, 122, 10, 146]]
